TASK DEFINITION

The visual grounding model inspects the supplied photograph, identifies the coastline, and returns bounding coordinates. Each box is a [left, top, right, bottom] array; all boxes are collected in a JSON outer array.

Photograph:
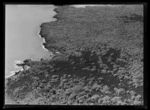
[[5, 5, 57, 78], [5, 5, 143, 105], [38, 7, 60, 53]]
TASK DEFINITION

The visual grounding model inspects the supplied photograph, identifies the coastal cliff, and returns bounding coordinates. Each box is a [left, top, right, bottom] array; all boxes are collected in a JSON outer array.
[[5, 5, 143, 105]]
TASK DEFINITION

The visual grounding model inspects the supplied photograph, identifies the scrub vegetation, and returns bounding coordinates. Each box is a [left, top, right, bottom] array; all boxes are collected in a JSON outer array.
[[5, 5, 143, 105]]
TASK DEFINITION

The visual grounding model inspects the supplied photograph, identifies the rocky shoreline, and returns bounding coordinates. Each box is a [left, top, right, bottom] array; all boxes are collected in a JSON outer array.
[[5, 5, 143, 105]]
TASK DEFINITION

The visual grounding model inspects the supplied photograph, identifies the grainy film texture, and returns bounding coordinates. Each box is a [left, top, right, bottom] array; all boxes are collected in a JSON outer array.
[[5, 5, 143, 105]]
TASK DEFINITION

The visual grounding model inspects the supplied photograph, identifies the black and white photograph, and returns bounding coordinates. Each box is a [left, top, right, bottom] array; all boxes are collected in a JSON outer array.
[[5, 4, 144, 106]]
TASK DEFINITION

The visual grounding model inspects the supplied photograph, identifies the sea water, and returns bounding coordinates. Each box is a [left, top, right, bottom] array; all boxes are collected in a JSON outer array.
[[5, 5, 56, 78]]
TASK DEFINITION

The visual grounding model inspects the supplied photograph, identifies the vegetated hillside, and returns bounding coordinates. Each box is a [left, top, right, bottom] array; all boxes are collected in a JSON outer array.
[[5, 5, 143, 105]]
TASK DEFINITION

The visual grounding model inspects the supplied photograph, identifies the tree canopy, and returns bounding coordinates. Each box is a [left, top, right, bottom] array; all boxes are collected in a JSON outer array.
[[40, 5, 143, 59], [5, 5, 143, 105]]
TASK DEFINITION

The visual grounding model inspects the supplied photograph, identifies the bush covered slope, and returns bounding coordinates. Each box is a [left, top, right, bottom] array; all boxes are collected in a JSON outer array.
[[5, 5, 143, 105]]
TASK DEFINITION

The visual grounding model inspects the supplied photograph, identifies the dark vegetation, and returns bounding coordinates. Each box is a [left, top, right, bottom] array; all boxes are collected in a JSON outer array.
[[5, 5, 143, 105]]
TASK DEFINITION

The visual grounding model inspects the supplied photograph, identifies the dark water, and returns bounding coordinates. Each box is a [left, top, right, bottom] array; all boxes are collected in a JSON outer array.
[[5, 5, 56, 77]]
